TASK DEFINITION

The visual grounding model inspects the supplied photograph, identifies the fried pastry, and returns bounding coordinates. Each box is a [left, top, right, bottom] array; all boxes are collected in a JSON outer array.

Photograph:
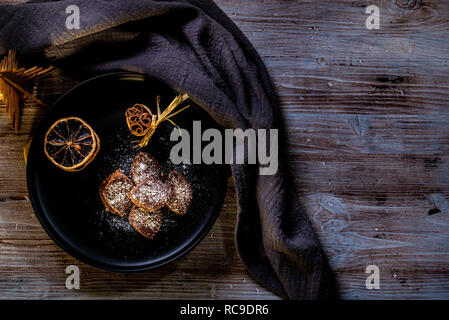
[[128, 206, 164, 239], [166, 170, 193, 215], [127, 177, 172, 212], [99, 169, 134, 216], [130, 152, 163, 185]]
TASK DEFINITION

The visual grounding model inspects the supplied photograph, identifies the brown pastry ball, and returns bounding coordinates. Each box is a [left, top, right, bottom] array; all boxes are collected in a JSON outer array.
[[166, 170, 193, 215], [128, 206, 164, 240], [130, 152, 163, 185], [127, 177, 172, 212], [99, 169, 134, 216]]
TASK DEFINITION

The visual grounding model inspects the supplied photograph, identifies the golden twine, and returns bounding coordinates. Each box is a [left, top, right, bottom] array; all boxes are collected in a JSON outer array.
[[125, 93, 190, 148]]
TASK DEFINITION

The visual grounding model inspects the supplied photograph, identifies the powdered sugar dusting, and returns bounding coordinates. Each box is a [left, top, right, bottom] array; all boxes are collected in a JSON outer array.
[[91, 119, 226, 247], [129, 178, 172, 212], [102, 170, 133, 214]]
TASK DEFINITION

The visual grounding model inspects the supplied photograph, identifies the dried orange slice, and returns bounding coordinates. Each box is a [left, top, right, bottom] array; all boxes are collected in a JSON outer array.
[[44, 117, 100, 172]]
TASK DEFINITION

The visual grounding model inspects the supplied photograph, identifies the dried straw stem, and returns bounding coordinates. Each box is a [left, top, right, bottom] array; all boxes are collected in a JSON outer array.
[[0, 50, 54, 133]]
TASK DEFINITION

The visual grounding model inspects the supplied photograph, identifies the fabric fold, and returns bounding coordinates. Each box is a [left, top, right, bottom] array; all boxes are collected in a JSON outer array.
[[0, 0, 336, 299]]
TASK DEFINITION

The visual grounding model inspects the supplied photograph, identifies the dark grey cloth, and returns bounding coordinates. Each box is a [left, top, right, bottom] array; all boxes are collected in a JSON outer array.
[[0, 0, 336, 299]]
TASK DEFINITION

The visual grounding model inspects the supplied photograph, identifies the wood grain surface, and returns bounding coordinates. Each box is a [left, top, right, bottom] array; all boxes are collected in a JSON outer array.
[[1, 0, 449, 299]]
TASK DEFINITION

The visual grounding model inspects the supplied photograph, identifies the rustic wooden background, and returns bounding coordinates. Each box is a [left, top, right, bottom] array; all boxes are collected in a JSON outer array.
[[1, 0, 449, 299]]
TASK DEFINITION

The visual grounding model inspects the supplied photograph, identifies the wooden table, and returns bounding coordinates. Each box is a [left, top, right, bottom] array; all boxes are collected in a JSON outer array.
[[1, 0, 448, 299]]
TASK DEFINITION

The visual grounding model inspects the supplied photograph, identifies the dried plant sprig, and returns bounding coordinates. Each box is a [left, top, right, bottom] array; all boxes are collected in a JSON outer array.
[[125, 93, 190, 148], [0, 73, 48, 107], [0, 50, 54, 133]]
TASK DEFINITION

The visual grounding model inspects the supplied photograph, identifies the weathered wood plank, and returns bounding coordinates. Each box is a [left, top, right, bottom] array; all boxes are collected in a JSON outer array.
[[1, 0, 449, 300], [222, 0, 449, 300], [0, 179, 279, 299], [304, 192, 449, 299], [221, 0, 449, 116], [285, 113, 449, 154], [290, 154, 449, 194]]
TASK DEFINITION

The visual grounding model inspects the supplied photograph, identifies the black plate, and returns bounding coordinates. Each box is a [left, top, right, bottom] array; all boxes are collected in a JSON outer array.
[[26, 72, 228, 272]]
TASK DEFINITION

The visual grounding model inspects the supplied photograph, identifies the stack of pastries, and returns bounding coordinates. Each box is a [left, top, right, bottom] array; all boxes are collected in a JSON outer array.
[[99, 152, 193, 239]]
